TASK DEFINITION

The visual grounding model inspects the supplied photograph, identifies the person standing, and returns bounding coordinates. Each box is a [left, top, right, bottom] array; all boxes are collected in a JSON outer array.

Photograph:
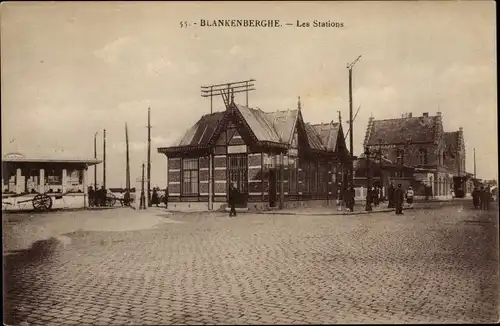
[[151, 187, 160, 207], [387, 182, 395, 208], [336, 185, 343, 211], [345, 183, 355, 212], [373, 186, 380, 207], [88, 186, 95, 207], [478, 186, 485, 210], [472, 186, 480, 209], [395, 184, 404, 214], [405, 186, 414, 208], [100, 186, 107, 207], [482, 187, 491, 210], [124, 191, 131, 207], [228, 182, 239, 217]]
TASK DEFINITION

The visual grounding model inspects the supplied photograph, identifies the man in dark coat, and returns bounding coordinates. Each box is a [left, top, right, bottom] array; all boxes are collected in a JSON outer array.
[[472, 186, 480, 209], [345, 184, 355, 212], [478, 186, 485, 210], [151, 187, 160, 207], [387, 183, 395, 208], [88, 186, 95, 207], [228, 183, 239, 217], [394, 184, 404, 214], [100, 186, 107, 207], [481, 187, 490, 210]]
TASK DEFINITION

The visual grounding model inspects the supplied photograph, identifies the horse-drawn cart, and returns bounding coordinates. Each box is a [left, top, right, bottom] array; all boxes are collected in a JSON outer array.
[[2, 191, 72, 212]]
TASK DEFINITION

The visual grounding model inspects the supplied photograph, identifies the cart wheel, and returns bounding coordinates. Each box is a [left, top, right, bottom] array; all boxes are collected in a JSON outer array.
[[107, 193, 117, 207], [33, 194, 52, 211]]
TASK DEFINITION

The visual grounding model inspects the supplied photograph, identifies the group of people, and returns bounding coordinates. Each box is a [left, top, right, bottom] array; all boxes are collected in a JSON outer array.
[[471, 186, 492, 210], [337, 182, 414, 215], [150, 187, 169, 208], [88, 186, 108, 207]]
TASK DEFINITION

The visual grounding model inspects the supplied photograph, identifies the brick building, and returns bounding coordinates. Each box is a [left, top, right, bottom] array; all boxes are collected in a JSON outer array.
[[158, 99, 354, 211], [363, 112, 470, 198]]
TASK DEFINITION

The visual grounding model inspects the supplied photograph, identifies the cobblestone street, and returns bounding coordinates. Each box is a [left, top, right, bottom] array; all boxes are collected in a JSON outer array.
[[3, 204, 499, 325]]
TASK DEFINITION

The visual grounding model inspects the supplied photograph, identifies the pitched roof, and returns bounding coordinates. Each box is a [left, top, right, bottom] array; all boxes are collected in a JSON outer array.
[[235, 104, 281, 143], [366, 116, 439, 145], [160, 102, 345, 154], [176, 111, 226, 147], [311, 122, 340, 151]]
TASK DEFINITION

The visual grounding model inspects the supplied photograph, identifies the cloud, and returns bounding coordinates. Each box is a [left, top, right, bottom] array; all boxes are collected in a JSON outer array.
[[94, 36, 136, 65]]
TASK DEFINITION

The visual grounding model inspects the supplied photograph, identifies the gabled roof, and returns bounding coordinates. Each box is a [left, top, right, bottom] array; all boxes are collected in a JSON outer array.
[[176, 111, 226, 147], [311, 122, 341, 152], [235, 104, 282, 143], [366, 115, 439, 145], [158, 102, 347, 155]]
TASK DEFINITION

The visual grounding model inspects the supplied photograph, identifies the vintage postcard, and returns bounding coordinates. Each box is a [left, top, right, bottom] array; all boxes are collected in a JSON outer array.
[[2, 1, 498, 325]]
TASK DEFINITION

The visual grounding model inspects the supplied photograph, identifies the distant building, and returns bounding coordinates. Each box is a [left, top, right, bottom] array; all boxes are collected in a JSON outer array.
[[158, 99, 354, 212], [363, 112, 471, 198]]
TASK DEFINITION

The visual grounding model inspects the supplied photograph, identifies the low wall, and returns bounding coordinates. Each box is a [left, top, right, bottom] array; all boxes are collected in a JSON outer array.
[[2, 193, 87, 211]]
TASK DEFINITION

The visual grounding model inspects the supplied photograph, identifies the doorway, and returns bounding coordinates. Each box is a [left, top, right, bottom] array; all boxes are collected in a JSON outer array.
[[228, 154, 248, 208]]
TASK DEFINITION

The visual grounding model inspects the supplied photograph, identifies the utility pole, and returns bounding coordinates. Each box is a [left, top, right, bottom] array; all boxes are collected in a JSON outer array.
[[94, 131, 98, 188], [125, 123, 131, 205], [147, 107, 152, 207], [347, 55, 362, 158], [103, 129, 106, 190], [201, 79, 256, 111], [140, 163, 146, 210], [473, 148, 476, 178]]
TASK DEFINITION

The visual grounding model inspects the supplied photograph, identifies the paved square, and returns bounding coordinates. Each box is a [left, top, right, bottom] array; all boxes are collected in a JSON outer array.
[[3, 204, 499, 325]]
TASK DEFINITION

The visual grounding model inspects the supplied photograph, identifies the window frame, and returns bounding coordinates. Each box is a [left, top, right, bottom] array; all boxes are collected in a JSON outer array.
[[181, 158, 199, 196]]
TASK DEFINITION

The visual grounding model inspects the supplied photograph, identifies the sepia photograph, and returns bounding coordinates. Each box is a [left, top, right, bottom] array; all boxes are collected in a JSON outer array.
[[2, 1, 498, 325]]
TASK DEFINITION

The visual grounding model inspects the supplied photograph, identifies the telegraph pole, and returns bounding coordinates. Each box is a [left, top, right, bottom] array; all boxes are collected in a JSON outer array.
[[103, 129, 106, 190], [347, 55, 362, 157], [147, 107, 152, 206], [473, 148, 476, 178], [94, 131, 98, 188], [140, 163, 146, 210], [125, 123, 131, 202]]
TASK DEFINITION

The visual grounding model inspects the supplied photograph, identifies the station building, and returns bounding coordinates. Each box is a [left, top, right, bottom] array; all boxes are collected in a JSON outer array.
[[158, 99, 355, 212]]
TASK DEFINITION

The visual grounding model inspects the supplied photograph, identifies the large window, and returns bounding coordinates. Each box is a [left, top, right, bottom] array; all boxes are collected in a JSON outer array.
[[182, 158, 199, 195], [228, 154, 248, 193]]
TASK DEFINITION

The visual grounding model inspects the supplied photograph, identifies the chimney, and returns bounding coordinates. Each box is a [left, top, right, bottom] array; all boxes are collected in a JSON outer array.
[[407, 113, 412, 118], [423, 112, 429, 118], [436, 111, 442, 116]]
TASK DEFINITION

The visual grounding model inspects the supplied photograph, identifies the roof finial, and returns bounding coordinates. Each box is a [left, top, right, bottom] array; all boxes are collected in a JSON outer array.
[[298, 96, 301, 111], [338, 110, 342, 124]]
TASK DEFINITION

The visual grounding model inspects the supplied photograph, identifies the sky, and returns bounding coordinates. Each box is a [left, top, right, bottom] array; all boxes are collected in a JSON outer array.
[[1, 1, 497, 187]]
